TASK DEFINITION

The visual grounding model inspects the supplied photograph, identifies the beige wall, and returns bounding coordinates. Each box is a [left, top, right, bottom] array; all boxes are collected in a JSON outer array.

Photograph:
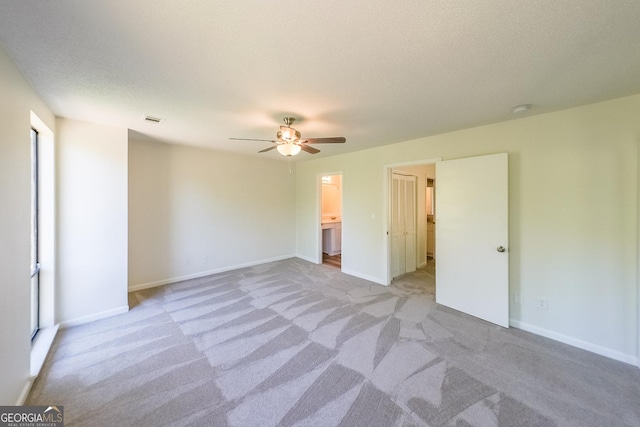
[[296, 94, 640, 364], [56, 118, 129, 324], [128, 139, 296, 289], [0, 44, 55, 404]]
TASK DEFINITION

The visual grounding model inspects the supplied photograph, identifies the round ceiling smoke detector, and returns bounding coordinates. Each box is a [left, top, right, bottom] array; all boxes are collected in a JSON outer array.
[[512, 104, 532, 115]]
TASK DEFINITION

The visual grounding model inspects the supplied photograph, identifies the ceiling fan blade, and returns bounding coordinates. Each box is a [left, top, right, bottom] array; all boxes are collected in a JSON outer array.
[[300, 144, 320, 154], [258, 145, 278, 153], [230, 137, 278, 142], [302, 137, 346, 144]]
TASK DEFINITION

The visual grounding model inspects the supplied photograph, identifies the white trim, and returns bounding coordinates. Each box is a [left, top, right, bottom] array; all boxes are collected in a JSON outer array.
[[59, 305, 129, 328], [30, 324, 59, 377], [384, 158, 443, 169], [128, 254, 296, 292], [30, 111, 56, 330], [21, 326, 60, 404], [510, 319, 638, 366], [637, 138, 640, 369], [296, 253, 319, 264], [315, 173, 324, 265], [16, 378, 34, 406], [341, 268, 386, 286]]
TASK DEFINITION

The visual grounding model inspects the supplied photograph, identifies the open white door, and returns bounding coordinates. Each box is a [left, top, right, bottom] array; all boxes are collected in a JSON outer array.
[[435, 153, 509, 327]]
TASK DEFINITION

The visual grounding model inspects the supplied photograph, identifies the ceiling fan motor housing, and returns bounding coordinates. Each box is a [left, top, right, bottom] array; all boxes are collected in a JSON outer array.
[[277, 126, 301, 142]]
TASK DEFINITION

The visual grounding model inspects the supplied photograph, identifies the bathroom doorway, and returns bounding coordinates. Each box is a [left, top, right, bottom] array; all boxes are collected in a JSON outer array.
[[320, 173, 342, 269]]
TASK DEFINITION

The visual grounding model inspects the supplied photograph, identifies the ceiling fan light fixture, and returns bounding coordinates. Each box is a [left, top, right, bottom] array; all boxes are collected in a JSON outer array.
[[276, 142, 301, 157], [231, 116, 345, 156]]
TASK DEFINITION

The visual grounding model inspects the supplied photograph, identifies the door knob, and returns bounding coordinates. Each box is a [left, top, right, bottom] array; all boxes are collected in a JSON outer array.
[[497, 246, 506, 253]]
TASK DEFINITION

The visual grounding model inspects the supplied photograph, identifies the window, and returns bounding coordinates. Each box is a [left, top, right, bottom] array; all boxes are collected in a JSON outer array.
[[30, 128, 40, 339]]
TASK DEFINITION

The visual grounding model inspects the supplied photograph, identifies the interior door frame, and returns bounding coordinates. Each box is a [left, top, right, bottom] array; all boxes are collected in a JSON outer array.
[[383, 158, 441, 285], [315, 171, 343, 266]]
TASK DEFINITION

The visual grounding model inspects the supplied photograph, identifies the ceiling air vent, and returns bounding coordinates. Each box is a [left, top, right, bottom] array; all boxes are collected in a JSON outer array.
[[143, 115, 163, 124]]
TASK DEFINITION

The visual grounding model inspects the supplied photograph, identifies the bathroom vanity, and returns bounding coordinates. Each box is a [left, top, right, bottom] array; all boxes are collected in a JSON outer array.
[[322, 220, 342, 255]]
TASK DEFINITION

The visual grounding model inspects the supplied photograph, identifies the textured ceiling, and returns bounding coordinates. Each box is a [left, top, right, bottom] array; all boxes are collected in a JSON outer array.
[[1, 1, 640, 160]]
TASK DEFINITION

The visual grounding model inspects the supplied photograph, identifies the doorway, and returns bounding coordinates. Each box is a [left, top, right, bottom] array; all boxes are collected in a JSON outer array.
[[319, 173, 342, 269], [384, 154, 509, 328], [387, 163, 437, 293], [390, 171, 417, 278]]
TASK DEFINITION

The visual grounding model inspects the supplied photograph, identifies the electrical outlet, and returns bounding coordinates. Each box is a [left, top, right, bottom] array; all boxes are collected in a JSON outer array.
[[536, 298, 548, 310], [183, 257, 190, 265], [202, 256, 208, 264], [512, 291, 521, 305]]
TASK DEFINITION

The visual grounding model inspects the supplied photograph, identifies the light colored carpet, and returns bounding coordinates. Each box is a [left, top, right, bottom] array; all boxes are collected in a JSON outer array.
[[28, 258, 640, 426]]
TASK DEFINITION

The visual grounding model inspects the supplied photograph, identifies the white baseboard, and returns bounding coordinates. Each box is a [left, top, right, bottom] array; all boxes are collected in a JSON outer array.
[[295, 253, 388, 285], [341, 268, 386, 286], [16, 377, 35, 405], [510, 319, 638, 366], [295, 253, 320, 264], [128, 254, 297, 292], [294, 253, 387, 286], [59, 305, 129, 328]]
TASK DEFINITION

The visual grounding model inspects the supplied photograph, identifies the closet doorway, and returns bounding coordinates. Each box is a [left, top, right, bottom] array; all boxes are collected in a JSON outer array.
[[385, 161, 438, 295], [390, 171, 417, 278]]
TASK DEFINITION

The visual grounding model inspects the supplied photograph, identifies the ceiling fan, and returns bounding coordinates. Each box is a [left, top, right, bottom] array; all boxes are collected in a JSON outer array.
[[230, 117, 346, 156]]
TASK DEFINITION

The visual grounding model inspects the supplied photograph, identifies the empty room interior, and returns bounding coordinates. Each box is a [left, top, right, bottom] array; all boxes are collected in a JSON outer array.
[[1, 2, 640, 426]]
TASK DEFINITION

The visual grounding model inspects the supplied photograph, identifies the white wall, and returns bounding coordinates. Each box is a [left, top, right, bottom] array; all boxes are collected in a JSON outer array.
[[296, 94, 640, 364], [0, 44, 55, 404], [128, 139, 296, 289], [56, 118, 129, 324]]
